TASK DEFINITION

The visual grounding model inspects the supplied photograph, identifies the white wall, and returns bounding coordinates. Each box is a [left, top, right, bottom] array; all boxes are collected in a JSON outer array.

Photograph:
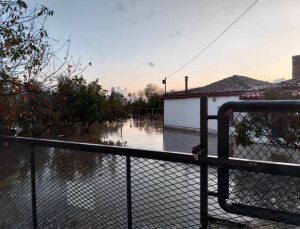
[[164, 96, 240, 132], [207, 96, 240, 131], [164, 98, 200, 130]]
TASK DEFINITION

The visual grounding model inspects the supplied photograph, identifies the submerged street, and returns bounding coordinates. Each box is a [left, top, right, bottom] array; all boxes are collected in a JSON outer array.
[[44, 118, 218, 155]]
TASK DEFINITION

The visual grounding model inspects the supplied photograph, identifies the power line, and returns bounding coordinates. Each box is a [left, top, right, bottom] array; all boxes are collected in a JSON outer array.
[[166, 0, 259, 79]]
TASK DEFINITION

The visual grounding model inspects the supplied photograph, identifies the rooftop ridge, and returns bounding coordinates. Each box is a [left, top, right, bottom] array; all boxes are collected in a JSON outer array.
[[163, 75, 271, 98]]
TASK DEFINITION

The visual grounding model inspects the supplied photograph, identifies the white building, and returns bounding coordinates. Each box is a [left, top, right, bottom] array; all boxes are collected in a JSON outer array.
[[162, 75, 270, 133]]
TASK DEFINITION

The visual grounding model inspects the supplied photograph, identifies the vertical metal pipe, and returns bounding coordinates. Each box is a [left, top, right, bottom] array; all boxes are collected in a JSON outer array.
[[30, 145, 38, 229], [185, 76, 188, 92], [200, 96, 208, 229], [126, 156, 133, 229], [218, 110, 230, 202], [200, 97, 208, 156]]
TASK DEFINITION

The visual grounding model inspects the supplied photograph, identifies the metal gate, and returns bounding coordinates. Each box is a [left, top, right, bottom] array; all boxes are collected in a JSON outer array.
[[198, 97, 300, 228]]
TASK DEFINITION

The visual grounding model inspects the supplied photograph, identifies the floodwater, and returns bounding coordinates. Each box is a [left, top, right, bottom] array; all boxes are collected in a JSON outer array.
[[0, 118, 205, 228], [44, 118, 217, 155], [0, 118, 298, 228]]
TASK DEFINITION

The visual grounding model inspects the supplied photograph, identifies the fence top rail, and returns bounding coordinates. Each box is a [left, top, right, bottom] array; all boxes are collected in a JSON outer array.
[[1, 135, 299, 176], [200, 155, 300, 177], [218, 100, 300, 115], [0, 135, 197, 165]]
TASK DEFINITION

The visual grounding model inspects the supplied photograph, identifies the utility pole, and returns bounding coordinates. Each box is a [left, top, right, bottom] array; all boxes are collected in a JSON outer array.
[[162, 77, 166, 94]]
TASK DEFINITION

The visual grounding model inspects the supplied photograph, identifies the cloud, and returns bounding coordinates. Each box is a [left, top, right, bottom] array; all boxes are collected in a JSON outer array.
[[116, 2, 126, 11], [130, 19, 137, 26], [148, 62, 155, 67], [129, 0, 136, 7], [202, 1, 243, 17], [140, 61, 155, 67], [147, 11, 155, 19], [116, 0, 138, 12], [211, 68, 219, 73], [169, 31, 181, 38]]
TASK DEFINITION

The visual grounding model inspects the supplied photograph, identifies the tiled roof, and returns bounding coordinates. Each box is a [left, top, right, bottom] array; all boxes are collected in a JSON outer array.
[[239, 77, 300, 100], [239, 91, 264, 100], [163, 75, 271, 98], [269, 77, 300, 89]]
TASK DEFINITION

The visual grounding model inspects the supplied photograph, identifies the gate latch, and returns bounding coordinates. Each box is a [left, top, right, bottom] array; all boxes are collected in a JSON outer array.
[[192, 144, 206, 161]]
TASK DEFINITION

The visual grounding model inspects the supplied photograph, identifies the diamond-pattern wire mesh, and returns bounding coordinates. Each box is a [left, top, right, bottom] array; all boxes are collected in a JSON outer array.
[[208, 167, 300, 228], [0, 141, 32, 228], [131, 158, 200, 228], [205, 111, 300, 228], [0, 141, 202, 228], [229, 171, 300, 215], [34, 147, 201, 228], [2, 110, 300, 229], [35, 147, 127, 228], [231, 112, 300, 163]]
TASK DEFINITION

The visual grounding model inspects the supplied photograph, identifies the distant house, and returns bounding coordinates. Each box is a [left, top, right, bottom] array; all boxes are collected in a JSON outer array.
[[240, 77, 300, 100], [162, 75, 270, 133]]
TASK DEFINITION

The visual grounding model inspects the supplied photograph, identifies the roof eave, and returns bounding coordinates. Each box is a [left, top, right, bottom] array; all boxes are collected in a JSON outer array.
[[162, 92, 247, 100]]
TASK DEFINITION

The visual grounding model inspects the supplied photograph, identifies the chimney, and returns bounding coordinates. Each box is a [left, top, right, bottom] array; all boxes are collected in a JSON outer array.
[[185, 76, 188, 92], [292, 55, 300, 79]]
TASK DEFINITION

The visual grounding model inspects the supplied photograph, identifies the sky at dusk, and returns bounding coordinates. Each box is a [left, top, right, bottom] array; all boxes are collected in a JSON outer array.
[[29, 0, 300, 93]]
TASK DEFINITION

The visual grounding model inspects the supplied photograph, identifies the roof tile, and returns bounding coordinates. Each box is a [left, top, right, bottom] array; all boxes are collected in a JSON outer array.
[[163, 75, 271, 98]]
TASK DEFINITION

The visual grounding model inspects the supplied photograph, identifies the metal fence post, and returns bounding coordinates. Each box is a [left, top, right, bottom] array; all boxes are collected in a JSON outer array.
[[126, 156, 132, 229], [30, 145, 37, 229], [200, 96, 208, 228], [217, 111, 230, 202]]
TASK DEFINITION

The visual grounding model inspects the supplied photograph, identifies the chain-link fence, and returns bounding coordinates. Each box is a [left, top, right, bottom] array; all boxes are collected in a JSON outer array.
[[1, 100, 300, 228], [231, 111, 300, 163], [203, 101, 300, 228], [206, 167, 300, 228], [0, 142, 32, 228], [0, 138, 200, 228]]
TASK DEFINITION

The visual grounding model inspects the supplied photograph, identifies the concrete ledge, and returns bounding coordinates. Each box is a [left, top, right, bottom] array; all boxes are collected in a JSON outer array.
[[164, 125, 217, 135], [164, 125, 199, 132]]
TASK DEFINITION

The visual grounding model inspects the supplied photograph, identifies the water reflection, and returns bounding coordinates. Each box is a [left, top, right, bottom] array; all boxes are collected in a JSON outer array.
[[44, 118, 164, 151], [0, 140, 201, 227], [40, 118, 213, 155], [49, 149, 98, 181], [43, 118, 208, 154], [163, 129, 218, 155], [0, 122, 299, 228], [0, 143, 30, 190]]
